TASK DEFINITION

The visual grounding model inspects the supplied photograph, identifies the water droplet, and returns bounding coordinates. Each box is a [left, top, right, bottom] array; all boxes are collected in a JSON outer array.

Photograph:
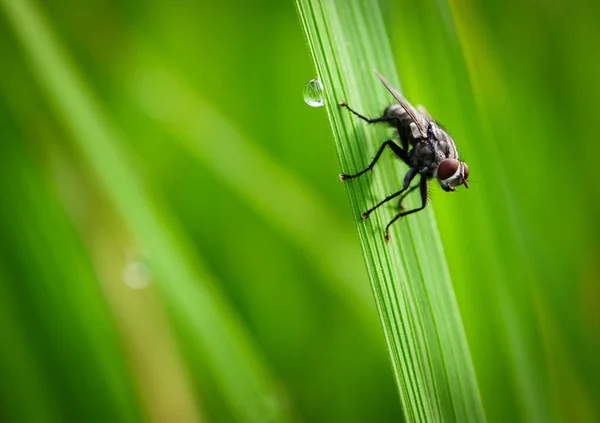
[[303, 79, 324, 107], [122, 260, 151, 290]]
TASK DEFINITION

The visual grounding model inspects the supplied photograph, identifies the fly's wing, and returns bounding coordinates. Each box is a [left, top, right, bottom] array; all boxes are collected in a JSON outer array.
[[374, 70, 428, 138], [418, 104, 447, 132], [417, 105, 432, 121]]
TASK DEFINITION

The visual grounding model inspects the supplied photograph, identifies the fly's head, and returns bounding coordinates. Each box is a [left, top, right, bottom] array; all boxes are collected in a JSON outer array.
[[436, 159, 469, 192]]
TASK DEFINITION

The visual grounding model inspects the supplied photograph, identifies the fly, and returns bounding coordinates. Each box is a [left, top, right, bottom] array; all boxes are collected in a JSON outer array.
[[339, 71, 469, 242]]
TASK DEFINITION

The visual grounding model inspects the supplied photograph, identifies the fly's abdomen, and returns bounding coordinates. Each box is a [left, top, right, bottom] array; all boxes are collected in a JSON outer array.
[[384, 104, 423, 147], [384, 104, 412, 126]]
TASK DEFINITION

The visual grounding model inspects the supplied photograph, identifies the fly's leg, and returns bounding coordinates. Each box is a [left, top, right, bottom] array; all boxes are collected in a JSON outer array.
[[361, 168, 419, 220], [384, 177, 429, 242], [340, 140, 408, 181], [339, 102, 392, 124], [396, 184, 419, 210], [341, 102, 412, 151]]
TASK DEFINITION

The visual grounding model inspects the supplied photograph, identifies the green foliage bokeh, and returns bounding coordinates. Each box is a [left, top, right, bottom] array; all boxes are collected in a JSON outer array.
[[0, 0, 599, 422]]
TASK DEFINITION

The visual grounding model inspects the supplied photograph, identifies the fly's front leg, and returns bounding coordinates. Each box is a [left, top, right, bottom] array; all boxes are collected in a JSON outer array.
[[361, 167, 419, 220], [396, 184, 419, 210], [384, 176, 429, 242], [340, 140, 409, 181]]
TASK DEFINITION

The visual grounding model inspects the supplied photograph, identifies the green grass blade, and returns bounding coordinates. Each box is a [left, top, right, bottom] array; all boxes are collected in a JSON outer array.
[[0, 264, 70, 423], [296, 1, 485, 421], [0, 141, 144, 423], [0, 0, 296, 421], [114, 51, 374, 323]]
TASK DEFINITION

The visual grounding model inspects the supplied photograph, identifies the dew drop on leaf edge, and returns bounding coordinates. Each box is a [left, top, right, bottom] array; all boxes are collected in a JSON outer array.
[[303, 79, 324, 107]]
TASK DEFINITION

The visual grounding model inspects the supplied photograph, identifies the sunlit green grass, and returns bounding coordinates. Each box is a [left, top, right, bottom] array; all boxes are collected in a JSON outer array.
[[296, 0, 483, 421], [1, 0, 599, 422]]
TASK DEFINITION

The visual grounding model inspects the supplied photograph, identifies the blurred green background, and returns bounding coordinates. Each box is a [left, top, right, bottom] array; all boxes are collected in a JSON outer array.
[[1, 0, 599, 422]]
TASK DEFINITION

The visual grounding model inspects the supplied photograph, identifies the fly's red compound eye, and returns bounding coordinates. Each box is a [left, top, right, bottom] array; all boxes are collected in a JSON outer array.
[[437, 159, 460, 180], [463, 163, 469, 180]]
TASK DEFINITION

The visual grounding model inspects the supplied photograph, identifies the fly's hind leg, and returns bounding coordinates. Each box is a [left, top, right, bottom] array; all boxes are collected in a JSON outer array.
[[339, 102, 392, 124]]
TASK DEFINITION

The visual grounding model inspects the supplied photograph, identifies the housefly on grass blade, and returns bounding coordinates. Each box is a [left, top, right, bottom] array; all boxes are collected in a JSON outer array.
[[339, 71, 469, 242]]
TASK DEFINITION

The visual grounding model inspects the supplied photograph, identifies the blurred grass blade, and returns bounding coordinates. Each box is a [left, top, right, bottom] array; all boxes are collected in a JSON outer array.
[[0, 128, 143, 423], [0, 263, 63, 423], [0, 0, 296, 421], [118, 53, 374, 322], [296, 0, 485, 421]]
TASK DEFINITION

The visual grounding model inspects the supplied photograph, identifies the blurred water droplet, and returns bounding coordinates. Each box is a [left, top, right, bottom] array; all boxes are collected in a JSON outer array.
[[122, 260, 151, 290], [303, 79, 324, 107]]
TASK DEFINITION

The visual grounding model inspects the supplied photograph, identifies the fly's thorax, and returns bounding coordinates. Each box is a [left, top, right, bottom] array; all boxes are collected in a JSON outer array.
[[428, 122, 459, 160], [409, 140, 436, 170], [409, 125, 460, 173]]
